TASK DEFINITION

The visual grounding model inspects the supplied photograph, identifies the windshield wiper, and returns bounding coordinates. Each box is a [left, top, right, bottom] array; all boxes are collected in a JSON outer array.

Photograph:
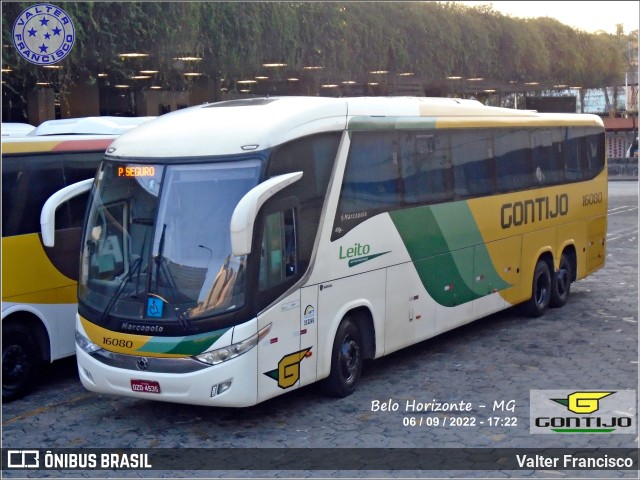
[[151, 223, 191, 332], [99, 257, 143, 324]]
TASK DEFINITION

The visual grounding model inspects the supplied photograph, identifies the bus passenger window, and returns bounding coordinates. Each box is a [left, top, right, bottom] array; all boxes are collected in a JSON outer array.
[[259, 209, 297, 291], [531, 130, 563, 186], [401, 133, 452, 205], [452, 131, 494, 198], [339, 132, 401, 214], [564, 127, 584, 181], [495, 129, 531, 192]]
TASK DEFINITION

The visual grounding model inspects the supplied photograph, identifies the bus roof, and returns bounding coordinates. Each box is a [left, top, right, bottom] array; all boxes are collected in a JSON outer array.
[[2, 133, 119, 155], [1, 123, 36, 137], [106, 97, 604, 159], [29, 116, 155, 136]]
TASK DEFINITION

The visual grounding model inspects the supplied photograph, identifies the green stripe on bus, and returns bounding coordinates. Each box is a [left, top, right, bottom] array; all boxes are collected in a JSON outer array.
[[551, 428, 616, 433], [389, 202, 510, 307], [136, 327, 230, 356], [348, 116, 437, 131]]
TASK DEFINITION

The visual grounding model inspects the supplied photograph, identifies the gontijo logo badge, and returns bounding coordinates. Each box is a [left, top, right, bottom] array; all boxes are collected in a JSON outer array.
[[13, 4, 75, 65], [552, 391, 613, 414], [264, 349, 311, 389], [530, 389, 637, 434]]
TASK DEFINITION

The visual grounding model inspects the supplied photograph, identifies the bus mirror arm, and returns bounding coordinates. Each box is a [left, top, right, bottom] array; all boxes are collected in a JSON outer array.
[[41, 178, 94, 247], [230, 172, 303, 256]]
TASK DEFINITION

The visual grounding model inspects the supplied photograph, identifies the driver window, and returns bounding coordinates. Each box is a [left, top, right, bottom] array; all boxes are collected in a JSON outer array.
[[89, 202, 128, 279], [259, 208, 297, 291]]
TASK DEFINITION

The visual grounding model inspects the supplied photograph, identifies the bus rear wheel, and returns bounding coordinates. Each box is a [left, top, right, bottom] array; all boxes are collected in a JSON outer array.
[[550, 253, 572, 308], [2, 323, 41, 401], [321, 317, 363, 398], [523, 259, 551, 317]]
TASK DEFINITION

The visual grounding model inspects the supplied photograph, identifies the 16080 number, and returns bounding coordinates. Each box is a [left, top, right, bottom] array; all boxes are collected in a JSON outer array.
[[103, 337, 133, 349]]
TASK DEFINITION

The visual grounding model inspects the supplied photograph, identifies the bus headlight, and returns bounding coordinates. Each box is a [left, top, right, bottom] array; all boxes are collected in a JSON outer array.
[[75, 330, 102, 354], [195, 323, 271, 366]]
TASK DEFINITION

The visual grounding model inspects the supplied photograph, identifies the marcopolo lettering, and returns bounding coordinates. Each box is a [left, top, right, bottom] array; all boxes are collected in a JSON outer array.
[[501, 194, 569, 229], [121, 322, 164, 333]]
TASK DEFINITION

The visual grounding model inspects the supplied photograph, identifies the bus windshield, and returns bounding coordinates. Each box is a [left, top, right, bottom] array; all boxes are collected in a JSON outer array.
[[79, 159, 262, 327]]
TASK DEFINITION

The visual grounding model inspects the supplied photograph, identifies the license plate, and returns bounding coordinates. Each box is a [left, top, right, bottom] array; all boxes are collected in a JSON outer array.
[[131, 379, 161, 394]]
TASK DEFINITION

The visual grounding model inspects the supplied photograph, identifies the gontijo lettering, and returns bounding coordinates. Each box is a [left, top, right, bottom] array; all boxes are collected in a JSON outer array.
[[501, 193, 569, 229], [118, 166, 156, 177]]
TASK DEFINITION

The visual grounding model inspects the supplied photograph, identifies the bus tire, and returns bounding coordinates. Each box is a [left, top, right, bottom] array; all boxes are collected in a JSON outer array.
[[523, 259, 551, 317], [321, 317, 363, 398], [2, 323, 41, 402], [550, 253, 572, 308]]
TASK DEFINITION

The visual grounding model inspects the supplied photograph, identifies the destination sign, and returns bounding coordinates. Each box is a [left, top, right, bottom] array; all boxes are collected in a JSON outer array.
[[118, 166, 156, 177]]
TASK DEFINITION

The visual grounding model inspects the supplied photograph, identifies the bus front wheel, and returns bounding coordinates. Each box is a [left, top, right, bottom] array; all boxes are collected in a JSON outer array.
[[523, 259, 552, 317], [2, 323, 41, 401], [321, 317, 363, 398]]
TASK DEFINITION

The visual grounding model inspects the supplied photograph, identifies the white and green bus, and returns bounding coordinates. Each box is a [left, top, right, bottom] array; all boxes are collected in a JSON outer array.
[[43, 97, 607, 407]]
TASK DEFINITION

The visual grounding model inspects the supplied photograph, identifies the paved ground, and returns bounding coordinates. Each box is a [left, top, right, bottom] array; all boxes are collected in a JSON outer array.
[[2, 182, 638, 479]]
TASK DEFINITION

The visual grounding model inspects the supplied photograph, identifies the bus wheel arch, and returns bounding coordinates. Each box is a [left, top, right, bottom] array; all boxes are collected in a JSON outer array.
[[321, 307, 375, 398], [2, 313, 49, 401], [550, 247, 576, 308], [522, 253, 553, 318]]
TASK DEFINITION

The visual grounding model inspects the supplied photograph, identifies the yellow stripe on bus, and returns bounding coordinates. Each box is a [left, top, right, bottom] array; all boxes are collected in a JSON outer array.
[[79, 316, 192, 358], [434, 117, 603, 129], [1, 234, 76, 302], [1, 141, 62, 154], [79, 316, 159, 356]]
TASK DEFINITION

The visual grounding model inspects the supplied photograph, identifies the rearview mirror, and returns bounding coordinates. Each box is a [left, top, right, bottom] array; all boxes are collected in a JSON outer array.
[[230, 172, 303, 256], [41, 178, 93, 247]]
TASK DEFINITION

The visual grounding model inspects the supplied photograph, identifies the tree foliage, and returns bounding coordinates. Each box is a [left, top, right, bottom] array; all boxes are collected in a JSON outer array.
[[2, 2, 635, 101]]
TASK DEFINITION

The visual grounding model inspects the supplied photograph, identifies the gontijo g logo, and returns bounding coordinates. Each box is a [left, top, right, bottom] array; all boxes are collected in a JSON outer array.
[[530, 389, 637, 434], [13, 4, 75, 65], [551, 391, 613, 414]]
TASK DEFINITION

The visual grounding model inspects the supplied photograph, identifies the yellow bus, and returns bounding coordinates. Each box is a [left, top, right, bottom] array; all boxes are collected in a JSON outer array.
[[2, 117, 152, 401], [43, 97, 606, 406]]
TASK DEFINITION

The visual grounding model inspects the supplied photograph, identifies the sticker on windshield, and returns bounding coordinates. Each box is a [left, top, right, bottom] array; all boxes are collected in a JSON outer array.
[[146, 297, 164, 318]]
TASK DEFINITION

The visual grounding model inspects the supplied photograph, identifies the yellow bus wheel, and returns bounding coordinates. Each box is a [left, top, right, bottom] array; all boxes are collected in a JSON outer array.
[[550, 253, 572, 308], [522, 259, 552, 318]]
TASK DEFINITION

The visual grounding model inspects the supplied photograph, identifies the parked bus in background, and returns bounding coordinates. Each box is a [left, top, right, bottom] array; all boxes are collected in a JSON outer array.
[[1, 123, 35, 137], [2, 116, 152, 401], [43, 97, 607, 407]]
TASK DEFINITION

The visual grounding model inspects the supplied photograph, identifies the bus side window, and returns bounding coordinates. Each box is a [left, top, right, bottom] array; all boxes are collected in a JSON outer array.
[[2, 155, 67, 237], [583, 131, 605, 178], [401, 133, 453, 205], [531, 129, 563, 186], [339, 132, 401, 213], [495, 128, 531, 192], [564, 127, 605, 182], [452, 130, 494, 198], [259, 208, 297, 291], [564, 127, 585, 181]]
